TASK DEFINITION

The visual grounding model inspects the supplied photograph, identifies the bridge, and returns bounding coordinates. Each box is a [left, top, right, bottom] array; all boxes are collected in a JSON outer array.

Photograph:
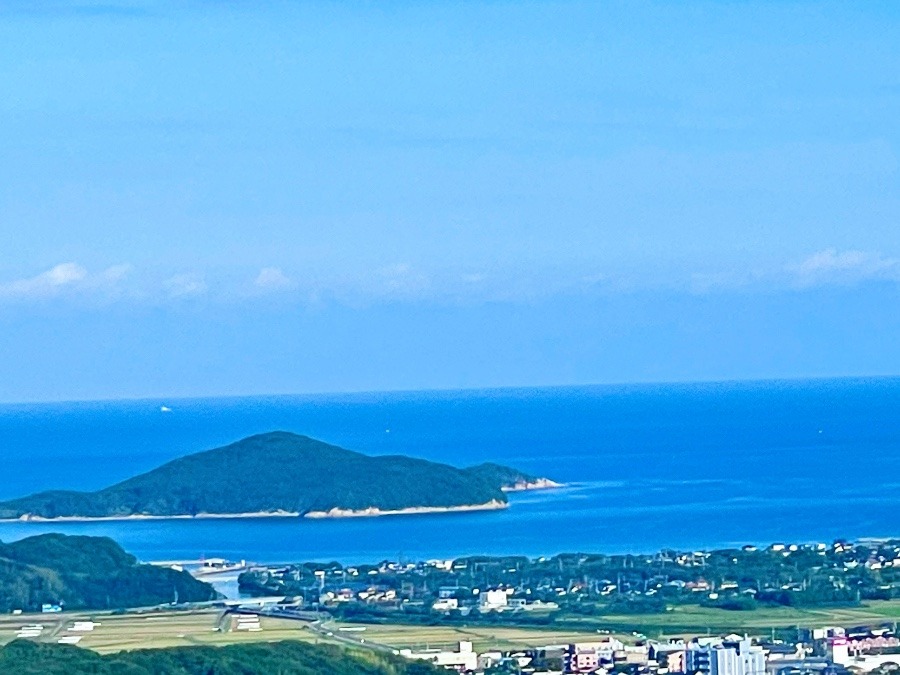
[[146, 559, 253, 576]]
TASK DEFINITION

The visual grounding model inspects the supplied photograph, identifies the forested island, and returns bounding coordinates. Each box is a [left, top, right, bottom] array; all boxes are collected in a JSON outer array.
[[0, 534, 216, 612], [0, 639, 441, 675], [0, 432, 558, 521]]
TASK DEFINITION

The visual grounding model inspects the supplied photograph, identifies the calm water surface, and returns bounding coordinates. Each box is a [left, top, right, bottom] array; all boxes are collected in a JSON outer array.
[[1, 378, 898, 563]]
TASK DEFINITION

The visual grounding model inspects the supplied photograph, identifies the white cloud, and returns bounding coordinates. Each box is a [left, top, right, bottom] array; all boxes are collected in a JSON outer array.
[[43, 262, 86, 285], [9, 252, 898, 308], [253, 266, 293, 291], [0, 262, 88, 299], [0, 262, 135, 302], [164, 273, 207, 298], [789, 248, 900, 286], [0, 262, 87, 298]]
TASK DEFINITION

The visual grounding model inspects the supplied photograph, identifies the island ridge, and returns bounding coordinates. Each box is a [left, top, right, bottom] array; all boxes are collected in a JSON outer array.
[[0, 432, 558, 522]]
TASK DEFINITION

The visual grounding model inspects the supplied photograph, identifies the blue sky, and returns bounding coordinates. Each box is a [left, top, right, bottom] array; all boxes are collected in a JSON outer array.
[[1, 1, 899, 401]]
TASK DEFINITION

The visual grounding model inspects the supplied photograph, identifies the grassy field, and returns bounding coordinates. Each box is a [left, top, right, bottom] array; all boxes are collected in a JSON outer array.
[[0, 609, 321, 654], [314, 601, 900, 647], [568, 601, 900, 636], [320, 602, 900, 648], [5, 601, 900, 655], [321, 620, 622, 653], [0, 609, 612, 655]]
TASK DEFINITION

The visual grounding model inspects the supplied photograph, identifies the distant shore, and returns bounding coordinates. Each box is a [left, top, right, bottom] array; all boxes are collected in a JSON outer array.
[[502, 478, 564, 492], [304, 499, 507, 519], [1, 499, 516, 523], [5, 510, 302, 523], [1, 477, 561, 523]]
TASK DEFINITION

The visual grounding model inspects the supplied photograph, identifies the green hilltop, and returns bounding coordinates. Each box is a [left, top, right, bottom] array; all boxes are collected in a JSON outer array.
[[0, 533, 217, 612], [0, 432, 552, 520], [0, 639, 442, 675]]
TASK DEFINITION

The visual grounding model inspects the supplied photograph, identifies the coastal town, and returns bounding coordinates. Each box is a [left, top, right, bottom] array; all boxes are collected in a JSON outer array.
[[223, 538, 900, 674], [238, 538, 900, 621], [7, 536, 900, 674], [356, 628, 900, 675]]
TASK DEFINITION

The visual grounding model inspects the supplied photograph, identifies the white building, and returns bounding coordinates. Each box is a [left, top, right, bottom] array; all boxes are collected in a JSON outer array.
[[399, 641, 478, 671], [432, 597, 459, 611], [685, 637, 765, 675], [479, 589, 509, 611], [828, 637, 849, 666]]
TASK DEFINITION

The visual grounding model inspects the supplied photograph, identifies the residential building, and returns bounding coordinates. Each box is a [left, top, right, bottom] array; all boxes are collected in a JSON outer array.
[[479, 589, 509, 611], [432, 597, 459, 611], [686, 638, 765, 675], [399, 641, 478, 672]]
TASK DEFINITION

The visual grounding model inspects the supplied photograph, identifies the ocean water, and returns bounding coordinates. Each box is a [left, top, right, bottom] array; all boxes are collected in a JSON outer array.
[[0, 378, 898, 564]]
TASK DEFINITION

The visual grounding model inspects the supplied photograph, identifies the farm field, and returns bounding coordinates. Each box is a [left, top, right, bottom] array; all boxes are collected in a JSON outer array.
[[321, 620, 622, 653], [4, 600, 900, 656], [315, 601, 900, 647], [580, 601, 900, 636], [0, 610, 319, 654]]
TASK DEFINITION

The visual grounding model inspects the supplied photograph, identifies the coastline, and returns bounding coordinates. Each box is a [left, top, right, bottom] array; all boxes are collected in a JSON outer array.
[[4, 510, 302, 523], [0, 501, 510, 523], [0, 480, 561, 523], [501, 478, 564, 492], [304, 499, 507, 519]]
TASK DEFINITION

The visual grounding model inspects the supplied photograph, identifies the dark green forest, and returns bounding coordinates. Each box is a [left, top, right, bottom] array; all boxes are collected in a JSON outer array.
[[0, 432, 546, 519], [0, 534, 217, 612]]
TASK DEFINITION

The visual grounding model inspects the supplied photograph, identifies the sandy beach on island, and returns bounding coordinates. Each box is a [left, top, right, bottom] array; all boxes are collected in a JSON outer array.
[[6, 510, 303, 523], [1, 480, 562, 523], [2, 499, 516, 523], [304, 499, 508, 519], [4, 500, 508, 523]]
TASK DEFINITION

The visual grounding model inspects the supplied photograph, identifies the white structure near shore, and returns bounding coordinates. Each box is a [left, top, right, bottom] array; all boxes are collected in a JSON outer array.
[[398, 641, 478, 671]]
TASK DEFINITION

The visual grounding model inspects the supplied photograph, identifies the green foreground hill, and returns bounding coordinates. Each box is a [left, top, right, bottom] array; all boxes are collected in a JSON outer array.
[[0, 432, 552, 520], [0, 533, 217, 612], [0, 640, 441, 675]]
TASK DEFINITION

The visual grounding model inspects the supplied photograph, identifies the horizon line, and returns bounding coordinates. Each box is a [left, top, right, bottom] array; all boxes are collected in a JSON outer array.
[[2, 372, 898, 408]]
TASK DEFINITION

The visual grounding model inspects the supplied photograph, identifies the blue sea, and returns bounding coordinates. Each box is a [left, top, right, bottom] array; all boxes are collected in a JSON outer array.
[[1, 378, 898, 565]]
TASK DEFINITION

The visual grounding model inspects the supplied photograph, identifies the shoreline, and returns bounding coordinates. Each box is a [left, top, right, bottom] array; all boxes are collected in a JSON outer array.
[[0, 500, 511, 523], [304, 499, 507, 519], [3, 510, 302, 523], [0, 480, 560, 524], [502, 478, 565, 492]]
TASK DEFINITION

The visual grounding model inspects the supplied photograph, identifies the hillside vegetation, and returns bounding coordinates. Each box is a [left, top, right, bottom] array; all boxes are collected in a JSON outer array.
[[0, 432, 549, 520], [463, 462, 542, 489], [0, 639, 442, 675], [0, 534, 217, 612]]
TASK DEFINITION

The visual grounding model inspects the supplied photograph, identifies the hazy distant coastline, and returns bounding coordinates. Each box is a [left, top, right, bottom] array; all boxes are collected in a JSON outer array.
[[4, 502, 507, 523], [4, 487, 569, 523]]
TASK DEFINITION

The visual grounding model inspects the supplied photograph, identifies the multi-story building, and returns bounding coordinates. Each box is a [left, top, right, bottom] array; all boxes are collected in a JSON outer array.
[[564, 643, 601, 673], [564, 639, 625, 673], [479, 588, 509, 611], [685, 637, 765, 675]]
